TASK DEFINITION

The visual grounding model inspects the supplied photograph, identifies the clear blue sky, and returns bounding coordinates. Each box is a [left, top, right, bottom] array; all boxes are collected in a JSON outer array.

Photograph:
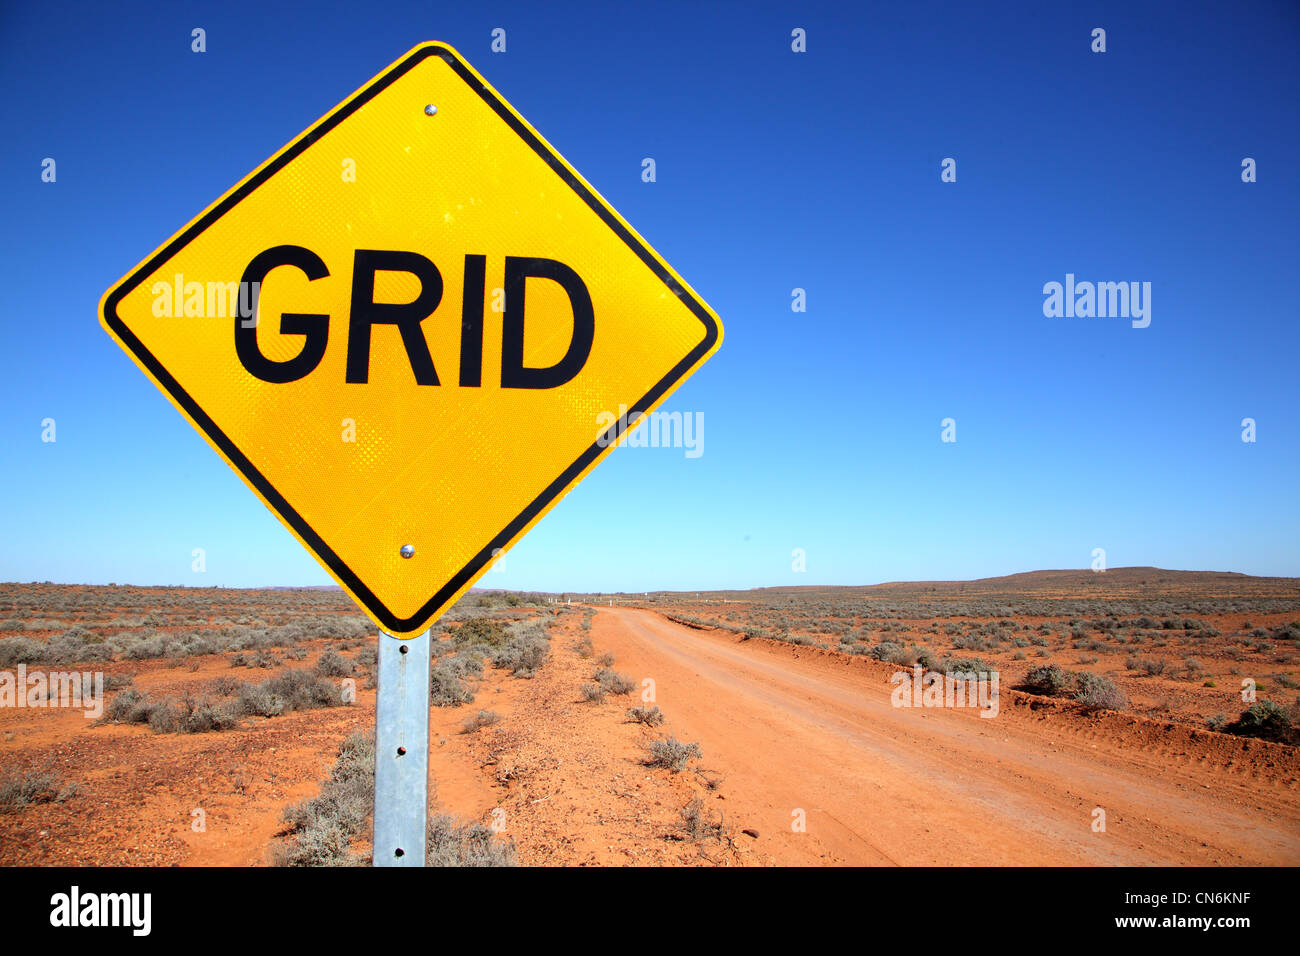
[[1, 0, 1297, 591]]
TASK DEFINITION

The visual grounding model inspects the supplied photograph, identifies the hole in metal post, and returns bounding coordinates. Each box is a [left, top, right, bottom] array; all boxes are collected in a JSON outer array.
[[397, 746, 406, 756], [394, 847, 405, 858], [400, 644, 409, 655]]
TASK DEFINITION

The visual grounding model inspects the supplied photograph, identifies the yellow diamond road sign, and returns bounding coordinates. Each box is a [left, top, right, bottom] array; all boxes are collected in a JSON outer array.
[[99, 42, 722, 636]]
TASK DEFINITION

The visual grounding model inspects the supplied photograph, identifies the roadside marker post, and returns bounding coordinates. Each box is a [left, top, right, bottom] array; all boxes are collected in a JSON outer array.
[[373, 630, 431, 866], [99, 41, 722, 866]]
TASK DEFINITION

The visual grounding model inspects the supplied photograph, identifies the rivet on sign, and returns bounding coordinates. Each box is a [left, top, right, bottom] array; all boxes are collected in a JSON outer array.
[[399, 644, 409, 655], [400, 544, 415, 558], [424, 104, 438, 116]]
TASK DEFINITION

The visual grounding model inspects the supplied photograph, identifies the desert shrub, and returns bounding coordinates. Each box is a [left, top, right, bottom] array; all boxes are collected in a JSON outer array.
[[233, 668, 343, 717], [627, 705, 665, 727], [1023, 664, 1075, 696], [452, 617, 509, 648], [782, 632, 818, 646], [262, 669, 343, 711], [231, 650, 274, 669], [120, 695, 241, 734], [596, 652, 616, 667], [103, 688, 147, 723], [102, 672, 135, 691], [103, 690, 212, 733], [426, 815, 517, 867], [314, 648, 353, 677], [429, 660, 475, 707], [490, 621, 549, 677], [121, 635, 169, 660], [0, 637, 45, 667], [939, 656, 997, 675], [1225, 700, 1294, 742], [1073, 674, 1127, 711], [440, 651, 486, 679], [165, 633, 215, 658], [493, 637, 547, 676], [1269, 622, 1300, 642], [146, 699, 183, 733], [915, 647, 944, 670], [594, 668, 635, 695], [869, 642, 911, 665], [645, 736, 701, 772], [237, 682, 286, 717], [461, 710, 501, 734], [327, 616, 374, 641], [680, 795, 726, 842], [180, 697, 244, 733], [572, 637, 594, 658], [208, 674, 243, 697], [45, 630, 113, 665], [0, 771, 58, 811], [1128, 656, 1166, 676], [277, 732, 375, 867], [954, 634, 991, 652], [580, 683, 606, 703]]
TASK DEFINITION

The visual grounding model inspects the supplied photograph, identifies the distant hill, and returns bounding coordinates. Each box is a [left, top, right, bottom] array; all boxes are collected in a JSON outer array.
[[600, 568, 1297, 602], [737, 567, 1300, 600]]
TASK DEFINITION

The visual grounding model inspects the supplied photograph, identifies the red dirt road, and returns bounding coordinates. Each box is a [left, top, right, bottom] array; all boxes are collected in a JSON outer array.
[[594, 607, 1300, 866]]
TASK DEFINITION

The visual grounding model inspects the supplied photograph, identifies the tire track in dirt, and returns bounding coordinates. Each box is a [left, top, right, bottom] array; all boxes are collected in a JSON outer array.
[[593, 607, 1300, 866]]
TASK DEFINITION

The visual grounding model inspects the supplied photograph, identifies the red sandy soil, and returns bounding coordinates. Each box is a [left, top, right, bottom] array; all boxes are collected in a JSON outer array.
[[418, 612, 738, 865], [2, 585, 1298, 866], [0, 646, 371, 865], [0, 617, 733, 866], [588, 607, 1300, 865]]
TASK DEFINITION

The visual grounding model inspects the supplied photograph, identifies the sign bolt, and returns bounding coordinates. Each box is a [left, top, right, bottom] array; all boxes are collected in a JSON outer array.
[[424, 104, 438, 116], [400, 544, 415, 559]]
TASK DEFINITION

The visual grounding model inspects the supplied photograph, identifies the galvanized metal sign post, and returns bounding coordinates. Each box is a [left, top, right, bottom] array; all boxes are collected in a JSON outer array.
[[373, 630, 431, 865], [100, 41, 722, 865]]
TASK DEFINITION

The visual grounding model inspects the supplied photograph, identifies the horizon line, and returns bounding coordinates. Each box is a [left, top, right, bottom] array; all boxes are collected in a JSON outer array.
[[6, 565, 1300, 593]]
